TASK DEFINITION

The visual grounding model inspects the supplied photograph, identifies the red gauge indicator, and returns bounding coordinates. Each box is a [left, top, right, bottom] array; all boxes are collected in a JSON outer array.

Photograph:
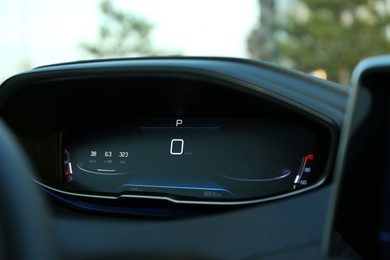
[[294, 154, 314, 186]]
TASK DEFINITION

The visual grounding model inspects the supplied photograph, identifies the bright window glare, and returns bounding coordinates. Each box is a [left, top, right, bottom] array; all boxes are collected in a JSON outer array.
[[0, 0, 258, 83], [114, 0, 258, 56]]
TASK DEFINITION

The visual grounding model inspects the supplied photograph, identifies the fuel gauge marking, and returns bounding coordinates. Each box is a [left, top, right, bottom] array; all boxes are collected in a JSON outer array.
[[64, 150, 74, 182]]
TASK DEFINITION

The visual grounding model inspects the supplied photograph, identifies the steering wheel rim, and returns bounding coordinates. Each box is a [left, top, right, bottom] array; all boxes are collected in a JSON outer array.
[[0, 120, 56, 260]]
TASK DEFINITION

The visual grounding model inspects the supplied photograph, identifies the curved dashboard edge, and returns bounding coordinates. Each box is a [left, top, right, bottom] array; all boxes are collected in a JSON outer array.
[[35, 174, 329, 206], [0, 57, 348, 124]]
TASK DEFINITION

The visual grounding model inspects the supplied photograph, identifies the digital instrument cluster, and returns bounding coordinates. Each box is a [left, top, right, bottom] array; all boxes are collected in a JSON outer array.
[[60, 118, 321, 204]]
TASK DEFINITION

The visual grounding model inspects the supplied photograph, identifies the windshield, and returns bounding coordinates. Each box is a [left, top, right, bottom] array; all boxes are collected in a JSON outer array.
[[2, 0, 389, 85]]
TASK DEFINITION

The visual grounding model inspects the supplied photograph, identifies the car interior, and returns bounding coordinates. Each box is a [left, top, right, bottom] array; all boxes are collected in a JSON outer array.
[[0, 55, 389, 259]]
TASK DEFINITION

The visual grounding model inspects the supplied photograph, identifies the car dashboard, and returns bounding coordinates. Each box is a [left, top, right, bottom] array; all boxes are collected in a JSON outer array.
[[3, 57, 387, 259]]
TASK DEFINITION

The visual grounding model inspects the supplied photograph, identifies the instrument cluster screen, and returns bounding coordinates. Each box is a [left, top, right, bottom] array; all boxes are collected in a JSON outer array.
[[61, 118, 321, 203]]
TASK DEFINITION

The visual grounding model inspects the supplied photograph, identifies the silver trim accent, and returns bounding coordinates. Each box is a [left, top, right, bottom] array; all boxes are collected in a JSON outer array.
[[77, 163, 133, 175], [97, 169, 116, 172], [218, 169, 291, 182], [33, 177, 326, 206]]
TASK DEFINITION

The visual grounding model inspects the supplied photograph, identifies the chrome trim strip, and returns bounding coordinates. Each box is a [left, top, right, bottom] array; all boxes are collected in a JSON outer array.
[[33, 178, 326, 206]]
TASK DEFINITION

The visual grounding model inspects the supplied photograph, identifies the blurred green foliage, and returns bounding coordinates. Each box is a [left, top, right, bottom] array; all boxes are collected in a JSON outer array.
[[80, 0, 159, 58], [249, 0, 390, 84]]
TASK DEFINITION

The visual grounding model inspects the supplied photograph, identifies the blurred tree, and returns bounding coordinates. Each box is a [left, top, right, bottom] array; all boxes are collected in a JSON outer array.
[[248, 0, 390, 84], [247, 0, 277, 61], [81, 0, 160, 58]]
